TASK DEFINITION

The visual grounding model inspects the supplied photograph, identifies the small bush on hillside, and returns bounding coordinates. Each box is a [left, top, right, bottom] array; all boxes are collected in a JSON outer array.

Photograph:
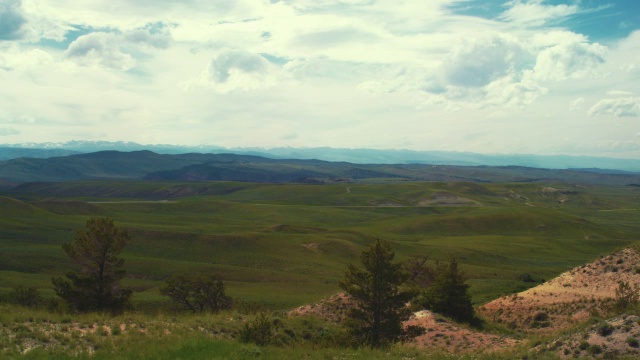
[[46, 297, 68, 313], [530, 311, 550, 328], [235, 300, 264, 315], [588, 344, 602, 355], [627, 336, 639, 348], [160, 273, 232, 313], [533, 312, 549, 322], [238, 312, 280, 346], [597, 323, 614, 337], [614, 281, 640, 310], [8, 286, 43, 308], [517, 273, 537, 283]]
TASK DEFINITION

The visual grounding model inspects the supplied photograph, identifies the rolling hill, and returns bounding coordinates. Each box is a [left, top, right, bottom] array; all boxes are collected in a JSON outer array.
[[0, 151, 258, 183], [0, 150, 639, 186]]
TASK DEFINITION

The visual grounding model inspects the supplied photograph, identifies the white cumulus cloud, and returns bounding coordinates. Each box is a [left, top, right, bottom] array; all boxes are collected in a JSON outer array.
[[124, 28, 172, 49], [65, 32, 135, 71], [530, 41, 607, 81], [588, 97, 640, 118], [195, 49, 282, 93], [443, 34, 527, 88], [0, 44, 53, 71]]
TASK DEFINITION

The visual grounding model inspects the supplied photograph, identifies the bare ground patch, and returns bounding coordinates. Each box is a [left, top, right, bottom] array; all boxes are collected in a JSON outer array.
[[288, 293, 519, 353], [479, 247, 640, 334]]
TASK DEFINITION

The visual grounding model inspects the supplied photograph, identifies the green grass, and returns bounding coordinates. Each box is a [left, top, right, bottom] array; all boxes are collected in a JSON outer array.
[[0, 303, 565, 360], [1, 180, 638, 310]]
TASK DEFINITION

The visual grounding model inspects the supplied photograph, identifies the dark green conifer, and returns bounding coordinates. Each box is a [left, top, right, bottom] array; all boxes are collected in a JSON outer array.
[[424, 256, 474, 322], [339, 240, 412, 347], [52, 218, 132, 313]]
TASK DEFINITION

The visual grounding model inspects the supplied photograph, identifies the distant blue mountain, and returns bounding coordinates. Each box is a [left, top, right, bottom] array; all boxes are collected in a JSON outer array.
[[1, 141, 638, 173], [0, 147, 80, 161]]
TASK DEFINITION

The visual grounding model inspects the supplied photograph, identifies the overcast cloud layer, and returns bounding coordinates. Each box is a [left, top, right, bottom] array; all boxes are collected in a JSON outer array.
[[1, 0, 639, 158]]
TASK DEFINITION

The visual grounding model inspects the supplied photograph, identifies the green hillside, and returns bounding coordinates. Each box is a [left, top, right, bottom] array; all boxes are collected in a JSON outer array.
[[1, 180, 638, 309]]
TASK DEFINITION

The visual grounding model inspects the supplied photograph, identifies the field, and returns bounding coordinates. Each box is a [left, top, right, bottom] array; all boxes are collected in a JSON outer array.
[[1, 180, 638, 311]]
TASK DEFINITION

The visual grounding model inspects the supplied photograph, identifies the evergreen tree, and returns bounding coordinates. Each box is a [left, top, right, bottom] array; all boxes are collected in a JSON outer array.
[[423, 256, 474, 322], [339, 240, 412, 348], [52, 218, 132, 313]]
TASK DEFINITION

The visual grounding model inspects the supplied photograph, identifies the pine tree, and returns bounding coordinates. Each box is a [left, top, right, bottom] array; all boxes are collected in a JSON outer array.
[[339, 240, 412, 347], [423, 256, 474, 322], [52, 218, 132, 313]]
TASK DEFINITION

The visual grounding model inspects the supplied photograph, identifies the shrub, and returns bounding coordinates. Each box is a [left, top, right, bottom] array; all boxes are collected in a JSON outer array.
[[8, 286, 42, 308], [597, 323, 614, 337], [614, 281, 640, 310], [517, 273, 536, 283], [588, 344, 602, 355], [160, 273, 232, 313], [531, 311, 551, 329], [533, 312, 549, 322], [627, 336, 639, 348], [238, 312, 280, 346]]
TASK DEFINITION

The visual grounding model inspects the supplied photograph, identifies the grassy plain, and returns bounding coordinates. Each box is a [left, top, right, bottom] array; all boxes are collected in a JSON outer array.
[[1, 180, 640, 359], [0, 181, 640, 309], [1, 180, 638, 310]]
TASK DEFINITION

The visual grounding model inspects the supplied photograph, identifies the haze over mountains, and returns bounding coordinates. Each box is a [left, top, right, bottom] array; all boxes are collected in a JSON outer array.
[[1, 141, 639, 173]]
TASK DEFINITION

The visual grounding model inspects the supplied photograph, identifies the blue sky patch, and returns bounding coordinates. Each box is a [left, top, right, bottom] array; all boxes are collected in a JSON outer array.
[[37, 25, 97, 49], [447, 0, 639, 43]]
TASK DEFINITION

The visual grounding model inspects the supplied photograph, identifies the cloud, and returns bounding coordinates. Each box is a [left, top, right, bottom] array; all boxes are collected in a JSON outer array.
[[443, 34, 527, 88], [65, 32, 135, 70], [357, 27, 609, 110], [293, 27, 378, 48], [207, 49, 268, 83], [0, 44, 53, 71], [0, 0, 26, 40], [487, 110, 507, 119], [588, 97, 640, 118], [499, 0, 580, 27], [530, 41, 607, 81], [569, 97, 584, 111], [0, 127, 20, 136], [593, 141, 640, 154], [607, 90, 635, 96], [280, 132, 298, 140], [195, 49, 281, 93], [124, 28, 172, 49], [483, 74, 548, 107], [1, 0, 638, 157]]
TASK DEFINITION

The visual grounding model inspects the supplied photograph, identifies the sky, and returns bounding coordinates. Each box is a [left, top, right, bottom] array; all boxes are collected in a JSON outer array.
[[0, 0, 639, 159]]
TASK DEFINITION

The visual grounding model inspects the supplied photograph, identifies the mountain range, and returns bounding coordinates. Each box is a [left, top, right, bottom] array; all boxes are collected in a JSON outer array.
[[2, 141, 639, 173], [0, 148, 639, 187]]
